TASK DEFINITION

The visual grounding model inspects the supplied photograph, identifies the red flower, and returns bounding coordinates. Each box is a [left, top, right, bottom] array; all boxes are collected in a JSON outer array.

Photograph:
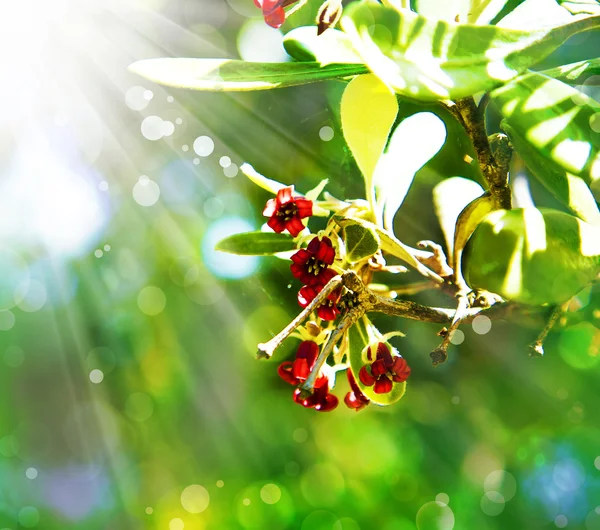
[[344, 370, 370, 411], [298, 285, 341, 321], [263, 186, 313, 237], [294, 374, 338, 412], [253, 0, 302, 28], [290, 236, 336, 286], [359, 343, 411, 394], [278, 340, 319, 385]]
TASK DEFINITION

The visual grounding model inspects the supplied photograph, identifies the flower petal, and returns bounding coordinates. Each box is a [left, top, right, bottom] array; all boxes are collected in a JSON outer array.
[[374, 375, 393, 394], [267, 216, 286, 233], [286, 217, 305, 237], [359, 365, 376, 386], [277, 362, 298, 385]]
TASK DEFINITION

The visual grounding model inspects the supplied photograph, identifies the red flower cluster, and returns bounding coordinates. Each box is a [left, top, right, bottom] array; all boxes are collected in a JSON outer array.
[[253, 0, 286, 28], [359, 343, 411, 394], [298, 285, 341, 321], [263, 186, 312, 237], [278, 341, 338, 412]]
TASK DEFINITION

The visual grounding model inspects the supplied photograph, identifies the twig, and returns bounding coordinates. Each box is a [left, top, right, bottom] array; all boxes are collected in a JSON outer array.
[[528, 304, 565, 357], [257, 275, 344, 359]]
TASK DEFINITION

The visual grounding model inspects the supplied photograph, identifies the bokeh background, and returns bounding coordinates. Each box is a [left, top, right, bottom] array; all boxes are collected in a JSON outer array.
[[1, 0, 600, 529]]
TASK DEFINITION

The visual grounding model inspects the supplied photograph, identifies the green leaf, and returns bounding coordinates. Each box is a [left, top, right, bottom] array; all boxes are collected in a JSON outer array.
[[491, 72, 600, 190], [540, 58, 600, 85], [305, 179, 329, 201], [215, 231, 296, 255], [341, 74, 399, 206], [343, 222, 380, 263], [334, 216, 444, 282], [340, 2, 600, 101], [347, 318, 407, 406], [240, 163, 286, 194], [129, 59, 369, 92], [283, 27, 364, 64], [502, 121, 600, 224], [374, 112, 446, 231], [433, 177, 485, 262], [463, 208, 600, 305]]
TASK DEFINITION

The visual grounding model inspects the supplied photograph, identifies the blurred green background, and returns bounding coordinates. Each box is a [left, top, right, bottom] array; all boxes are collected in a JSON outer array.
[[1, 0, 600, 529]]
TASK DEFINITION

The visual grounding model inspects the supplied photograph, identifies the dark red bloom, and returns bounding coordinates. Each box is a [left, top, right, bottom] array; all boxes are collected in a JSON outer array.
[[263, 186, 312, 237], [298, 285, 341, 321], [344, 370, 370, 411], [359, 343, 411, 394], [290, 236, 336, 286], [253, 0, 300, 28], [294, 375, 339, 412], [278, 340, 319, 385]]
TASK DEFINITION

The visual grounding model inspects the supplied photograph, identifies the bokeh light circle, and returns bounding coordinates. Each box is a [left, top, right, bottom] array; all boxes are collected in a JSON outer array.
[[260, 483, 281, 505], [16, 280, 47, 312], [555, 515, 568, 528], [319, 126, 334, 141], [416, 501, 455, 530], [193, 136, 215, 157], [141, 116, 164, 141], [449, 329, 464, 345], [435, 493, 449, 506], [137, 286, 166, 315], [125, 86, 150, 111], [484, 470, 517, 501], [0, 310, 15, 331], [133, 176, 161, 207], [480, 492, 505, 516], [18, 506, 40, 528], [181, 484, 210, 513], [472, 315, 492, 334], [89, 369, 104, 384]]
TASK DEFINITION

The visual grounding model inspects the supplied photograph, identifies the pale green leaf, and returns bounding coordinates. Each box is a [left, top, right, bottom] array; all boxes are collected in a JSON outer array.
[[344, 222, 381, 262], [411, 0, 510, 23], [497, 0, 575, 28], [374, 112, 446, 231], [215, 231, 296, 255], [129, 58, 369, 92], [347, 317, 407, 406], [502, 120, 600, 224], [491, 72, 600, 188], [340, 2, 600, 101], [559, 0, 600, 16], [283, 27, 364, 64], [464, 208, 600, 304], [433, 177, 485, 261], [305, 179, 329, 202], [341, 74, 399, 206], [240, 163, 286, 194]]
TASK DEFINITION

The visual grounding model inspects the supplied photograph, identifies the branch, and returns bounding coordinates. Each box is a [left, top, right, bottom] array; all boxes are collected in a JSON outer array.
[[455, 97, 512, 210]]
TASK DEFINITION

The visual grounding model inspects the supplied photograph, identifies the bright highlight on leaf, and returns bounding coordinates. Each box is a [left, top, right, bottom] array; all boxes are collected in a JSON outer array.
[[283, 27, 363, 64], [129, 58, 369, 91], [341, 2, 600, 101], [374, 112, 446, 231]]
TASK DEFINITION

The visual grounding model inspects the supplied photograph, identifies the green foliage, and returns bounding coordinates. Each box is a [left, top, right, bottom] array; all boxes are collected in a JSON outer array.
[[340, 2, 600, 101], [492, 72, 600, 187], [541, 58, 600, 85], [215, 231, 297, 255], [283, 26, 363, 63], [464, 208, 600, 304]]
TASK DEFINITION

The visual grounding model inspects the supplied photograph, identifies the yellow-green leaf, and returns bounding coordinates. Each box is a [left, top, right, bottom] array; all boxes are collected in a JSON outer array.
[[341, 74, 399, 205], [283, 26, 364, 64], [344, 222, 380, 263], [215, 231, 296, 255]]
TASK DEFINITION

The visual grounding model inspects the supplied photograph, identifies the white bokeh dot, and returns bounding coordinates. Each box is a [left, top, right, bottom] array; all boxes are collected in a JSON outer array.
[[436, 493, 450, 506], [94, 249, 103, 258], [104, 244, 111, 252], [167, 96, 174, 103], [472, 315, 492, 334], [260, 483, 281, 505], [175, 117, 183, 125], [141, 116, 164, 141], [319, 126, 334, 141], [555, 514, 568, 528], [219, 156, 231, 168], [133, 177, 160, 206], [193, 158, 200, 165], [193, 136, 215, 157], [182, 144, 189, 152], [181, 484, 210, 514], [125, 86, 150, 111], [480, 491, 505, 516], [450, 329, 465, 345], [89, 369, 104, 384], [25, 467, 38, 479], [224, 163, 239, 178], [143, 90, 153, 101], [161, 120, 175, 137], [169, 518, 184, 530]]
